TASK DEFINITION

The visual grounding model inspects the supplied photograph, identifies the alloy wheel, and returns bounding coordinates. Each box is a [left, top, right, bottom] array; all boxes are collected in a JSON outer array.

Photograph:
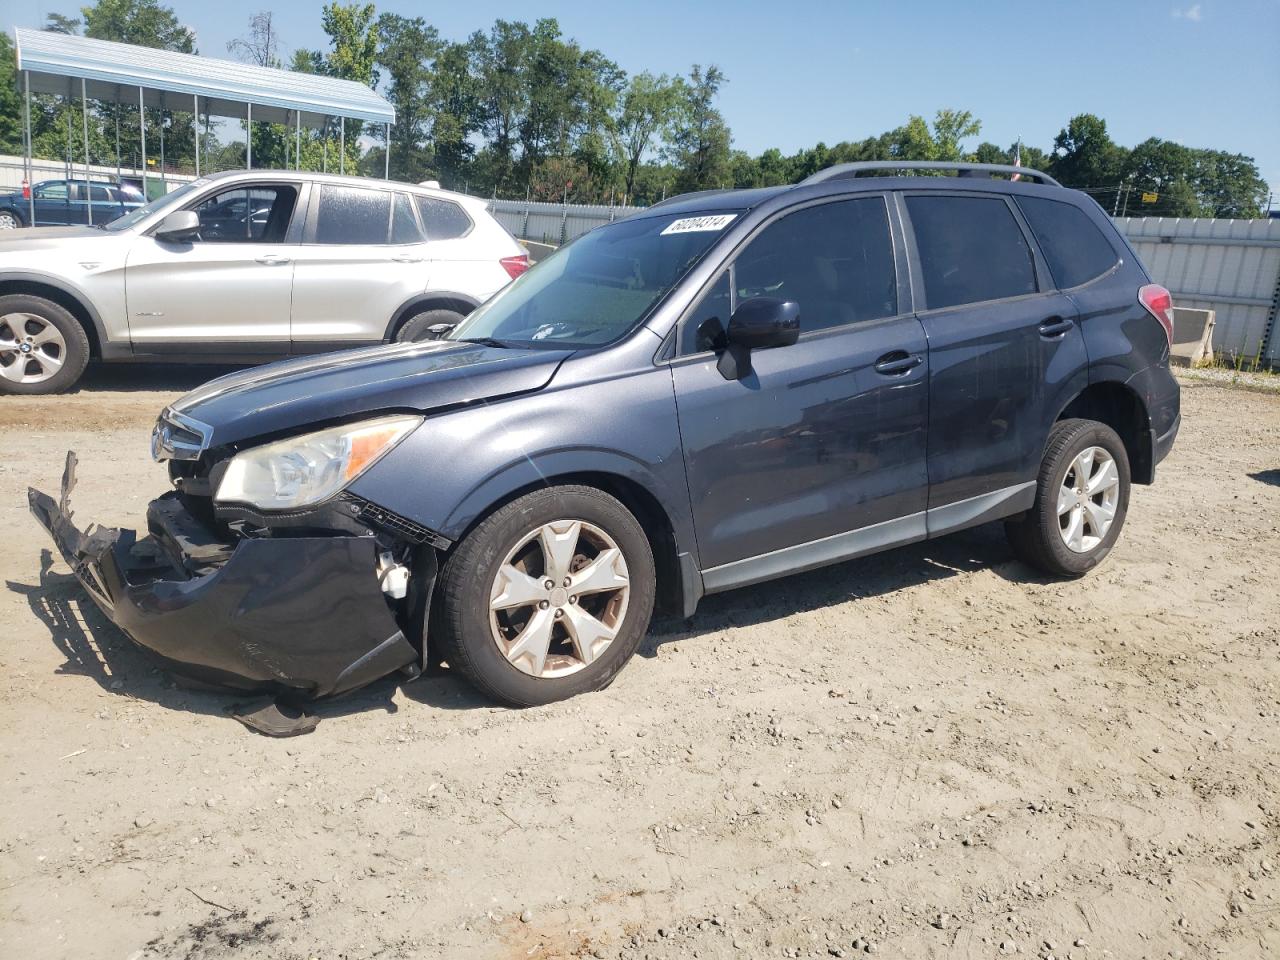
[[0, 212, 19, 229], [489, 519, 631, 679], [1057, 445, 1120, 553], [0, 313, 67, 385]]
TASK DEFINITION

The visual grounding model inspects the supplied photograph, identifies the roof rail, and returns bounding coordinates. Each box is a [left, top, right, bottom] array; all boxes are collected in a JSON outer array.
[[801, 161, 1061, 187]]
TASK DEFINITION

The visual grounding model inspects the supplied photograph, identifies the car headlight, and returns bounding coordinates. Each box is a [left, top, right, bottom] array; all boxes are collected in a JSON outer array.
[[215, 415, 421, 511]]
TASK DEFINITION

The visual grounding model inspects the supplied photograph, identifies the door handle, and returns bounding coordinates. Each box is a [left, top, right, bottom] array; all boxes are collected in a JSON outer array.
[[391, 255, 423, 263], [874, 351, 924, 375], [1038, 316, 1074, 338], [255, 255, 291, 265]]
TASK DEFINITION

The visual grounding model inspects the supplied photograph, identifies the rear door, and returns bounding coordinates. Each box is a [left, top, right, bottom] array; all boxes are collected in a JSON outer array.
[[899, 191, 1088, 521], [671, 195, 930, 581], [123, 182, 303, 352], [289, 184, 432, 350]]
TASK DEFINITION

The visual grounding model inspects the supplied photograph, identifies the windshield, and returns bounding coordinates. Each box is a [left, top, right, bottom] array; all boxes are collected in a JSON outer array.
[[103, 178, 211, 231], [449, 211, 741, 348]]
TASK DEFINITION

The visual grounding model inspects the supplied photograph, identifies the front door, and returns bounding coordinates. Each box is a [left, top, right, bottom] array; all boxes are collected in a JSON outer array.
[[123, 183, 302, 352], [900, 192, 1089, 512], [671, 196, 930, 584], [31, 181, 74, 226], [289, 184, 431, 349]]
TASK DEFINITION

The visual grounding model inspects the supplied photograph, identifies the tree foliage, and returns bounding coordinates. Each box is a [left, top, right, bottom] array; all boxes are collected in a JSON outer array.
[[1, 4, 1269, 216]]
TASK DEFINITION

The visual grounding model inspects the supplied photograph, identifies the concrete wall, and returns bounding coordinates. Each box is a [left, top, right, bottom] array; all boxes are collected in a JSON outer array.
[[0, 154, 194, 194]]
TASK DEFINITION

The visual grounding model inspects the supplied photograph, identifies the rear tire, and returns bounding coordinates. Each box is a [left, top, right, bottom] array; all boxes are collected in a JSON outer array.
[[1005, 418, 1130, 577], [433, 485, 656, 707], [394, 308, 465, 343], [0, 294, 90, 395]]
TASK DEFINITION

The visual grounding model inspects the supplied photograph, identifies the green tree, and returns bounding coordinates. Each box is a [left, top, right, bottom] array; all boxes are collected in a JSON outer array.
[[667, 65, 732, 193], [610, 72, 681, 200], [1193, 150, 1268, 218], [81, 0, 195, 51], [930, 108, 981, 161], [0, 34, 24, 153], [375, 13, 443, 182], [43, 13, 83, 33], [1050, 113, 1126, 188], [429, 41, 481, 186]]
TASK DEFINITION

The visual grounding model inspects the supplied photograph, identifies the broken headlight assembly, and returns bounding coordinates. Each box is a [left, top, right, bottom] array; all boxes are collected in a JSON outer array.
[[215, 415, 421, 511]]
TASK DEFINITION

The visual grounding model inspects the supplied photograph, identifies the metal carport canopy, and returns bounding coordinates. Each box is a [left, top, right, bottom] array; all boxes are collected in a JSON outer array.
[[13, 27, 394, 128]]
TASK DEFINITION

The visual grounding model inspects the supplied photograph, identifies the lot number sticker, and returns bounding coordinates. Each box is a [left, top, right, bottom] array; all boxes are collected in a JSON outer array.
[[661, 214, 737, 235]]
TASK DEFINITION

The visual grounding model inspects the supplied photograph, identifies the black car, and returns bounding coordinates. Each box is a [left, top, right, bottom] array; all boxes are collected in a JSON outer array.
[[30, 161, 1181, 709], [0, 178, 145, 228]]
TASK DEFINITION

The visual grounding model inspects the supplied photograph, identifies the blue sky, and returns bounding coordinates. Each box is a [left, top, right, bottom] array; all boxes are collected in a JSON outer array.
[[14, 0, 1280, 192]]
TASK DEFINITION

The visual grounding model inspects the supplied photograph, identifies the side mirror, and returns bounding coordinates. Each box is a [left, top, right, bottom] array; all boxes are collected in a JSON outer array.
[[717, 297, 800, 380], [425, 322, 456, 340], [155, 210, 200, 243]]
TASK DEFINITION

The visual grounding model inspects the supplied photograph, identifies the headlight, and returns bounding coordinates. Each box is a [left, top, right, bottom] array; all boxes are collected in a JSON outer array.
[[215, 415, 421, 510]]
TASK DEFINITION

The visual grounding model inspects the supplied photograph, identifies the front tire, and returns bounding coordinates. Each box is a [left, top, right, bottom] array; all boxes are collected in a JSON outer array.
[[434, 485, 656, 707], [394, 308, 465, 343], [1005, 418, 1131, 577], [0, 294, 90, 394], [0, 210, 24, 229]]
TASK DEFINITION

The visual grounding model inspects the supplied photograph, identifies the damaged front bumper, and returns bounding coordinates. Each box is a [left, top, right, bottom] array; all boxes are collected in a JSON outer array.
[[28, 453, 419, 699]]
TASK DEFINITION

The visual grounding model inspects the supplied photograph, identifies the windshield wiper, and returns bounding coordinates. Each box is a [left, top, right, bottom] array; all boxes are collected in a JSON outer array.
[[455, 336, 511, 348]]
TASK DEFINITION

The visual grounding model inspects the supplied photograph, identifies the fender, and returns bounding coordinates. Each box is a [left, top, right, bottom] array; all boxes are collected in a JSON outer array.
[[440, 446, 694, 549], [0, 269, 127, 358], [382, 290, 481, 341]]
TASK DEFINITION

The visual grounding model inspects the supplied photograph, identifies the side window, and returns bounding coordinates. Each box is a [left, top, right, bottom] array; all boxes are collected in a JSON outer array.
[[905, 195, 1037, 310], [36, 182, 69, 201], [193, 186, 299, 243], [315, 186, 391, 244], [89, 185, 113, 202], [1016, 196, 1119, 289], [415, 196, 472, 240], [680, 271, 732, 355], [732, 198, 897, 334], [391, 193, 423, 244]]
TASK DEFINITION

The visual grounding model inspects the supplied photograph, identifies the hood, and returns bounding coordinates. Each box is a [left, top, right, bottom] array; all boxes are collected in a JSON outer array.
[[169, 340, 573, 449], [0, 225, 110, 252]]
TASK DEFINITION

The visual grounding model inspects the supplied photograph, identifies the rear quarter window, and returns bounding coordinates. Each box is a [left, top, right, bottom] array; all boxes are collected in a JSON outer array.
[[1016, 196, 1119, 289], [415, 196, 473, 240]]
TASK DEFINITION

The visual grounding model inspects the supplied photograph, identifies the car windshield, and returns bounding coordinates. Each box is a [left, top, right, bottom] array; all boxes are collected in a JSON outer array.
[[102, 178, 211, 231], [449, 210, 741, 348]]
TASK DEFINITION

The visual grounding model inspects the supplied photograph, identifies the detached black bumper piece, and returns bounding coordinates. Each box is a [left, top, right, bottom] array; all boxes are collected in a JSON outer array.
[[28, 452, 417, 699]]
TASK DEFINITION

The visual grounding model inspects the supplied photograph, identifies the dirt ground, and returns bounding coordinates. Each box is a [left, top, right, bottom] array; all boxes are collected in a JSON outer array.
[[1, 368, 1277, 960]]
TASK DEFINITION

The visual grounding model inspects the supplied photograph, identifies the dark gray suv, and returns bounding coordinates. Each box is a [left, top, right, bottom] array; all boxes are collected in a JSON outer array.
[[30, 162, 1181, 708]]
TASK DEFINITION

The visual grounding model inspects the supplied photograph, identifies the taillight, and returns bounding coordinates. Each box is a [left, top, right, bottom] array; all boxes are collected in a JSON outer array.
[[1138, 283, 1174, 346], [500, 254, 529, 280]]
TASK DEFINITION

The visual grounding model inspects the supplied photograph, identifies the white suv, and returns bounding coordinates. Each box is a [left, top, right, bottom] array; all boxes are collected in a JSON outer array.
[[0, 170, 529, 394]]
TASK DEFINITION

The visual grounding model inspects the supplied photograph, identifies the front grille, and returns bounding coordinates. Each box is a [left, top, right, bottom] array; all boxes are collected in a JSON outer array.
[[151, 408, 213, 462], [345, 495, 452, 550]]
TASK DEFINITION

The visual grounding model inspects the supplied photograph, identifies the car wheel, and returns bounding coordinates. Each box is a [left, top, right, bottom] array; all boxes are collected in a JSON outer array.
[[0, 210, 23, 229], [395, 308, 465, 343], [0, 294, 91, 395], [434, 485, 656, 706], [1005, 418, 1131, 578]]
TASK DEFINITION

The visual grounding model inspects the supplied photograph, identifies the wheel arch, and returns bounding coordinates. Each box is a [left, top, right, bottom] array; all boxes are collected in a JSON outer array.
[[0, 273, 108, 359], [1054, 380, 1154, 484], [383, 291, 480, 341], [444, 466, 694, 620]]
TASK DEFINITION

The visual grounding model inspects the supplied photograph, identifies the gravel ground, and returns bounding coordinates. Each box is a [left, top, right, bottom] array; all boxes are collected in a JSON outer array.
[[1, 369, 1278, 960]]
